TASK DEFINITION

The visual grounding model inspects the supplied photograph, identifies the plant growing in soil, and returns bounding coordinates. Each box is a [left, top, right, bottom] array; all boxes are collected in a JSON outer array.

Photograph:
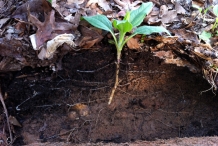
[[82, 2, 170, 104], [199, 4, 218, 42], [212, 4, 218, 32]]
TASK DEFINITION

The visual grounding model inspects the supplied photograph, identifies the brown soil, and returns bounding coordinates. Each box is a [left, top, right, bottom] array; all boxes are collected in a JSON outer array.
[[1, 46, 218, 145]]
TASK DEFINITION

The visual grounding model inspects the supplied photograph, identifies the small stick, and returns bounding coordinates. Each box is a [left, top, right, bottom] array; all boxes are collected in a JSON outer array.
[[0, 88, 13, 144], [108, 62, 120, 104]]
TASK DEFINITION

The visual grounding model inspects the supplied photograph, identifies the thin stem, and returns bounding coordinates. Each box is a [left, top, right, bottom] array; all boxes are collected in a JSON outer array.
[[212, 18, 218, 31], [0, 88, 13, 144], [117, 32, 126, 51], [108, 33, 134, 104], [109, 31, 118, 48], [108, 62, 120, 104]]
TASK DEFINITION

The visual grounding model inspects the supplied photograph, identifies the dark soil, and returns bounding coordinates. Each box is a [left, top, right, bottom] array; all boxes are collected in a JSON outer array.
[[1, 46, 218, 145]]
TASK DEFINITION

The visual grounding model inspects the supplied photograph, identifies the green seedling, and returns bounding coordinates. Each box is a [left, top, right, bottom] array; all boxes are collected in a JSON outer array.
[[82, 2, 170, 104], [199, 30, 212, 43], [212, 4, 218, 32]]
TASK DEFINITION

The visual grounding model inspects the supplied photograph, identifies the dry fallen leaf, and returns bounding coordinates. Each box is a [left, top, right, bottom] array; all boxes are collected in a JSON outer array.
[[127, 37, 142, 50], [76, 24, 103, 48], [29, 10, 76, 49], [0, 18, 9, 29], [67, 0, 85, 5], [154, 50, 199, 73], [9, 116, 22, 127], [171, 29, 199, 44], [37, 33, 75, 60], [159, 5, 178, 24], [175, 2, 187, 14], [12, 0, 52, 22], [86, 0, 112, 11], [114, 0, 142, 16]]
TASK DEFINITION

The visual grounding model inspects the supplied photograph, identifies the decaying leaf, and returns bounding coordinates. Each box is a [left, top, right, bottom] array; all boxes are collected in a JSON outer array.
[[127, 37, 142, 50], [9, 116, 22, 127], [37, 33, 75, 60], [193, 46, 218, 60], [171, 29, 199, 44], [67, 0, 85, 5], [86, 0, 112, 11], [159, 5, 178, 23], [114, 0, 142, 16], [28, 10, 76, 49], [154, 50, 199, 72], [76, 24, 103, 48], [0, 18, 10, 29], [12, 0, 52, 22], [175, 2, 187, 14]]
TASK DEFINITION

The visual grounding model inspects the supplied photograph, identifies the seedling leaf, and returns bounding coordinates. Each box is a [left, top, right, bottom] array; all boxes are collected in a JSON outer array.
[[213, 5, 218, 16], [199, 31, 212, 43], [82, 15, 113, 32], [112, 20, 133, 33], [130, 2, 153, 27], [133, 25, 171, 35], [124, 11, 130, 21]]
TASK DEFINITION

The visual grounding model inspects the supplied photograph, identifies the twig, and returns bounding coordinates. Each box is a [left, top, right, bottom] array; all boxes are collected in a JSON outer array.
[[0, 88, 13, 144]]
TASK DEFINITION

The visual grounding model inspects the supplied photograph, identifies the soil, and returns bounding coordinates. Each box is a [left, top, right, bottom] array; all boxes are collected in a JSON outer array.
[[1, 46, 218, 145]]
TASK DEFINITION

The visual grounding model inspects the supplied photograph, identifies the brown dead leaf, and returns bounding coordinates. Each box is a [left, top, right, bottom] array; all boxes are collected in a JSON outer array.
[[175, 2, 187, 14], [15, 22, 27, 36], [154, 50, 199, 72], [127, 37, 142, 50], [9, 116, 22, 127], [0, 18, 9, 29], [86, 0, 112, 11], [153, 50, 174, 59], [171, 29, 199, 44], [145, 36, 178, 44], [29, 10, 76, 49], [12, 0, 52, 22], [76, 24, 103, 48], [114, 0, 142, 16]]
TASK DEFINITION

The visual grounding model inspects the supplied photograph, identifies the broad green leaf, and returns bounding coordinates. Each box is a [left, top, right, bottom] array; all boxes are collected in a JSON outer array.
[[133, 25, 171, 35], [82, 15, 113, 32], [47, 0, 52, 3], [199, 31, 212, 43], [130, 2, 153, 27], [112, 20, 133, 33], [213, 5, 218, 16], [124, 11, 130, 21]]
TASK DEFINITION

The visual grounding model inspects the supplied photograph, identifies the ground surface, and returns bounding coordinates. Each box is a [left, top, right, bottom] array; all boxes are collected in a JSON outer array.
[[1, 48, 218, 145]]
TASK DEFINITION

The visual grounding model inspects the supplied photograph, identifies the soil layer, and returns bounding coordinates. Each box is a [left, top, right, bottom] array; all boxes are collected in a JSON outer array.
[[1, 47, 218, 145]]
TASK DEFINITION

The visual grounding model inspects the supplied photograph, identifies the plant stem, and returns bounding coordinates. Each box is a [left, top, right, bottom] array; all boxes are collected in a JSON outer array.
[[108, 60, 120, 104]]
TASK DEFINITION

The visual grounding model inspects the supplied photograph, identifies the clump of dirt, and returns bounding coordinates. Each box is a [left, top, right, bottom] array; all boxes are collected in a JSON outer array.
[[1, 47, 218, 145]]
